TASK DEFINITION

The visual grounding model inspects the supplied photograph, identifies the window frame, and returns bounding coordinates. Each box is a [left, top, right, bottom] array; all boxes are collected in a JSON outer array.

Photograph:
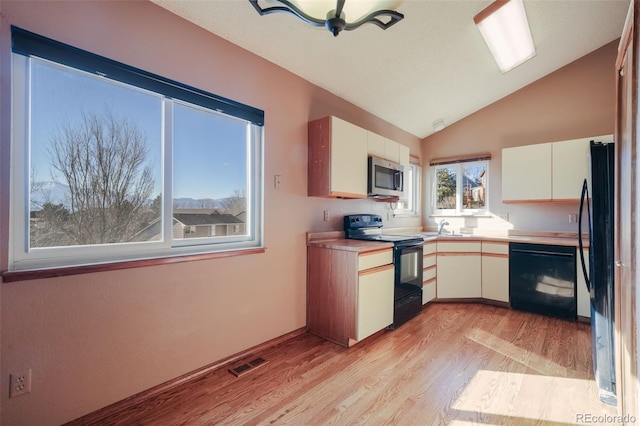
[[393, 162, 421, 217], [8, 27, 265, 272], [432, 159, 489, 216]]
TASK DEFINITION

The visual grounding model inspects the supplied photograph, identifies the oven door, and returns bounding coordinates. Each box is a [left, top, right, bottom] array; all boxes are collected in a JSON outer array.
[[395, 242, 423, 287]]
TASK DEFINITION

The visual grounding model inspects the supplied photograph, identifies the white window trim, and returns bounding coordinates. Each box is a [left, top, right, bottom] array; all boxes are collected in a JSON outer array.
[[432, 160, 489, 216], [9, 47, 264, 272], [393, 162, 421, 217]]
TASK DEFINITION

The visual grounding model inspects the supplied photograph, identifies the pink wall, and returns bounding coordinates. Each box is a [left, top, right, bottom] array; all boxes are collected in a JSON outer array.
[[0, 1, 421, 424], [422, 41, 617, 233]]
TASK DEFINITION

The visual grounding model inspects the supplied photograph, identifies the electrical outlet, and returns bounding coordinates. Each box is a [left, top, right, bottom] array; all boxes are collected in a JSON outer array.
[[274, 174, 281, 190], [569, 213, 578, 223], [10, 369, 31, 398], [323, 210, 330, 221], [498, 212, 509, 221]]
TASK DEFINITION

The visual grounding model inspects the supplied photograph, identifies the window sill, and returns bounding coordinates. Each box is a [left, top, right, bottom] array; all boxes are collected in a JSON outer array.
[[1, 247, 266, 283], [393, 212, 420, 218]]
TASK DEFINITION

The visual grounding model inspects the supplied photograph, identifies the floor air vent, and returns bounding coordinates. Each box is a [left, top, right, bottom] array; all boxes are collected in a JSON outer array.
[[228, 357, 269, 377]]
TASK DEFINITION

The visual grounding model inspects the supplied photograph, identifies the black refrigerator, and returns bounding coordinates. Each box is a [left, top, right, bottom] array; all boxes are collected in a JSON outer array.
[[578, 140, 616, 406]]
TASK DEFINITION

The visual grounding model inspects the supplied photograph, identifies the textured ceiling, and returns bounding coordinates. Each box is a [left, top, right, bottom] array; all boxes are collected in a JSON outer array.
[[152, 0, 629, 139]]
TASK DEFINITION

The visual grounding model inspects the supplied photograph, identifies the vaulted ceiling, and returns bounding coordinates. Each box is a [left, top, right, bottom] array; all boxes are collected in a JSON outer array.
[[152, 0, 629, 139]]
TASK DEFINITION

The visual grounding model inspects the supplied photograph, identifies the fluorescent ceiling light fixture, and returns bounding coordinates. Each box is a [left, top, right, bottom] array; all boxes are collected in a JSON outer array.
[[249, 0, 404, 37], [474, 0, 536, 73]]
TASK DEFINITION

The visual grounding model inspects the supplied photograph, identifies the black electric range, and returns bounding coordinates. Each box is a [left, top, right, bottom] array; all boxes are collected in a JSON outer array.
[[344, 214, 424, 328]]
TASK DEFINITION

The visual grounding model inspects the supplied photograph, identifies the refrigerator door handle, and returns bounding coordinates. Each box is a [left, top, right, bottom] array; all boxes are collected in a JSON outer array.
[[578, 178, 591, 292]]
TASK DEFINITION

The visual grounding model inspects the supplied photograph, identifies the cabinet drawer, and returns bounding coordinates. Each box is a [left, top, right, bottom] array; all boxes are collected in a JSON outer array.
[[423, 254, 436, 268], [437, 241, 481, 254], [423, 242, 437, 256], [358, 249, 393, 271], [482, 242, 509, 256], [423, 266, 436, 282], [423, 281, 436, 304]]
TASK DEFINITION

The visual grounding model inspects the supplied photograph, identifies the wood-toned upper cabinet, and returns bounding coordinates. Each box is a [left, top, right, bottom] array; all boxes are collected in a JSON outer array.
[[502, 143, 552, 202], [308, 116, 368, 198]]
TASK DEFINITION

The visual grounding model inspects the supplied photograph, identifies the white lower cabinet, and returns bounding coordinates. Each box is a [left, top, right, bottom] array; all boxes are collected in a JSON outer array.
[[422, 242, 437, 304], [481, 242, 509, 303], [437, 241, 481, 298], [357, 265, 394, 340], [577, 248, 591, 318]]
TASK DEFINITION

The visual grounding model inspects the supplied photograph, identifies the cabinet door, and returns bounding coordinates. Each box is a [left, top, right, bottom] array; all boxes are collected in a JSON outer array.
[[384, 138, 400, 163], [482, 256, 509, 302], [502, 143, 552, 201], [367, 131, 386, 158], [577, 248, 591, 318], [330, 117, 368, 197], [552, 138, 590, 201], [437, 254, 481, 298], [357, 265, 394, 341]]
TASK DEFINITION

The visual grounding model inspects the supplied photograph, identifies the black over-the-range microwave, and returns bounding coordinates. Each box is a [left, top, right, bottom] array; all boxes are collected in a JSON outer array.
[[368, 156, 404, 198]]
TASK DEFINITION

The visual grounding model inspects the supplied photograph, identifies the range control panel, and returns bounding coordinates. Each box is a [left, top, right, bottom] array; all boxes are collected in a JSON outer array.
[[343, 214, 383, 230]]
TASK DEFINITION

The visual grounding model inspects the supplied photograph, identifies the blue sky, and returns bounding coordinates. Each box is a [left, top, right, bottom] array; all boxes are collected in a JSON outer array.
[[29, 57, 247, 205]]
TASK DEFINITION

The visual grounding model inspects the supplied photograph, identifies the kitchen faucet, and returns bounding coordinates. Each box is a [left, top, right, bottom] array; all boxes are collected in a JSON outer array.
[[438, 220, 450, 235]]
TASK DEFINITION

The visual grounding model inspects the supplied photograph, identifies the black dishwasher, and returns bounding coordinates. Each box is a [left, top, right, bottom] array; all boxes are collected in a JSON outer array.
[[509, 242, 577, 320]]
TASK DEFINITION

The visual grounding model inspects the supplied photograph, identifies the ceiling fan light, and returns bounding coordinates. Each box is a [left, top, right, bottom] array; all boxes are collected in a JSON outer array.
[[249, 0, 404, 37], [474, 0, 536, 73]]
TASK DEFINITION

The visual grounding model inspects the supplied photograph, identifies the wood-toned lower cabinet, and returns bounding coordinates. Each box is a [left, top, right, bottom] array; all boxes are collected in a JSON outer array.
[[437, 241, 481, 298], [481, 242, 509, 303], [307, 246, 394, 347], [422, 241, 437, 304]]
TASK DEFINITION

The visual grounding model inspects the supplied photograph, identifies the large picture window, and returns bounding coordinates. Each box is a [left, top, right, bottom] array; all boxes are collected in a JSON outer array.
[[432, 159, 488, 215], [9, 27, 264, 271]]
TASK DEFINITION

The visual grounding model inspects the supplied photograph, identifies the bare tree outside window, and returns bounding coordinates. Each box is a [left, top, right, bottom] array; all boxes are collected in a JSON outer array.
[[31, 111, 158, 247]]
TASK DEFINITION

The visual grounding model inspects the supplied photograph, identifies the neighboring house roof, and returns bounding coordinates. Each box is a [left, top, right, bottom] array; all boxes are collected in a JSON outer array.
[[174, 212, 243, 226], [462, 175, 481, 189]]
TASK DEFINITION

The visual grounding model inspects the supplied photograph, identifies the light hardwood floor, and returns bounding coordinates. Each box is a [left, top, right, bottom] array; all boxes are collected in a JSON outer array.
[[79, 303, 617, 425]]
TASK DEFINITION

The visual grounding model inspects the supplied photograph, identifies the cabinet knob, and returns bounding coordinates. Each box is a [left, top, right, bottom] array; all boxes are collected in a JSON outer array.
[[615, 260, 623, 267]]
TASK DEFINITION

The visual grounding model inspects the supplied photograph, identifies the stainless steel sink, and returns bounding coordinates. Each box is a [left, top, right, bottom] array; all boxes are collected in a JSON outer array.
[[418, 232, 469, 238]]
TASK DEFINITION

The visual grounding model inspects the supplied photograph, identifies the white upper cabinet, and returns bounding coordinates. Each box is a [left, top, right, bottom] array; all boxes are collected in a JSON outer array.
[[384, 139, 400, 163], [502, 135, 612, 202], [367, 131, 403, 164], [367, 131, 386, 158], [502, 143, 552, 201], [308, 116, 368, 198]]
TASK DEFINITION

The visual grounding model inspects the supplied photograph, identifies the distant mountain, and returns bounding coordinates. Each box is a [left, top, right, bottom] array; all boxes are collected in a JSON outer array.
[[30, 182, 225, 212], [30, 181, 69, 209], [172, 198, 224, 209]]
